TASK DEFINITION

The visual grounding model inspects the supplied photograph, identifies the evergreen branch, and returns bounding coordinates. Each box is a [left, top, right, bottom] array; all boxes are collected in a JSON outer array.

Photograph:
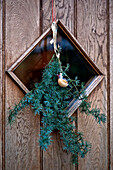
[[79, 96, 106, 124], [8, 55, 106, 165], [8, 93, 32, 124]]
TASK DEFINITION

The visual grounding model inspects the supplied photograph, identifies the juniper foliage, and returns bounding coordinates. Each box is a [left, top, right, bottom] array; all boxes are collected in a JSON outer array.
[[8, 55, 106, 164]]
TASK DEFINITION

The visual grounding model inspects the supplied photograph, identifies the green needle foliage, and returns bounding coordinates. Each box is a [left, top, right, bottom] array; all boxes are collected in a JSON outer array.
[[8, 55, 106, 165]]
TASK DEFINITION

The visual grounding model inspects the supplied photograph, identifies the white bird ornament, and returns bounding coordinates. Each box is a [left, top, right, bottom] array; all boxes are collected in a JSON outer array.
[[57, 73, 68, 87]]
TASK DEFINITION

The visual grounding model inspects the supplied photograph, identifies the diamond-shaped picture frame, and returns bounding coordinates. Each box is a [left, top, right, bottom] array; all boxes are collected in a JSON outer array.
[[7, 20, 104, 117]]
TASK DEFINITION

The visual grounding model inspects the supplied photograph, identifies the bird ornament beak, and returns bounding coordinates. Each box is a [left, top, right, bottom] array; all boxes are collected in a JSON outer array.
[[57, 73, 68, 87]]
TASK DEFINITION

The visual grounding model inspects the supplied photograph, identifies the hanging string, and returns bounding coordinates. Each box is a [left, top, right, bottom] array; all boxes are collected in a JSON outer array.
[[52, 0, 53, 22], [54, 0, 56, 21], [51, 0, 68, 87], [52, 0, 56, 22], [50, 0, 57, 53]]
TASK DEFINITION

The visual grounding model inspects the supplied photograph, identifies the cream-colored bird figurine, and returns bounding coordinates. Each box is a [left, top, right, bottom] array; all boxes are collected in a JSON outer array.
[[57, 73, 68, 87]]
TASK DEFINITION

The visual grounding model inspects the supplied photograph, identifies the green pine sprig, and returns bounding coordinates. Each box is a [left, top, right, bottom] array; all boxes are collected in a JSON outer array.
[[8, 55, 106, 164]]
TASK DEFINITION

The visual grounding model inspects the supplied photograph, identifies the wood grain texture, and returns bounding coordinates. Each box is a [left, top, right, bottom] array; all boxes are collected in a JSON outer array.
[[109, 0, 113, 169], [3, 0, 110, 169], [42, 0, 76, 169], [43, 131, 75, 170], [77, 0, 108, 169], [5, 0, 41, 169], [0, 0, 3, 169], [42, 0, 75, 34]]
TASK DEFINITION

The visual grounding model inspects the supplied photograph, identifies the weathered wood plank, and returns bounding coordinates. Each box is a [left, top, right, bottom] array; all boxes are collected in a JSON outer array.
[[43, 132, 75, 170], [0, 0, 3, 169], [5, 0, 41, 169], [109, 0, 113, 169], [77, 0, 108, 169], [42, 0, 75, 34], [42, 0, 76, 169]]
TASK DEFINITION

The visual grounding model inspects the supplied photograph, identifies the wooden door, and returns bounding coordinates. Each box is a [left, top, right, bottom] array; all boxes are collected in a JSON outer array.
[[0, 0, 111, 169]]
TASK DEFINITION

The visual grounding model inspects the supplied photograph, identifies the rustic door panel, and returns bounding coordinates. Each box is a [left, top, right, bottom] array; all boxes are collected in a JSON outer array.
[[5, 0, 41, 169], [1, 0, 110, 170], [77, 0, 108, 169]]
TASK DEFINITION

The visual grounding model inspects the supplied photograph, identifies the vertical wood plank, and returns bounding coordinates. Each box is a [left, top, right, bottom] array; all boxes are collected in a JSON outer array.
[[5, 0, 41, 169], [42, 0, 76, 169], [77, 0, 108, 169], [42, 0, 75, 34], [109, 0, 113, 169], [43, 132, 76, 170], [0, 0, 3, 169]]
